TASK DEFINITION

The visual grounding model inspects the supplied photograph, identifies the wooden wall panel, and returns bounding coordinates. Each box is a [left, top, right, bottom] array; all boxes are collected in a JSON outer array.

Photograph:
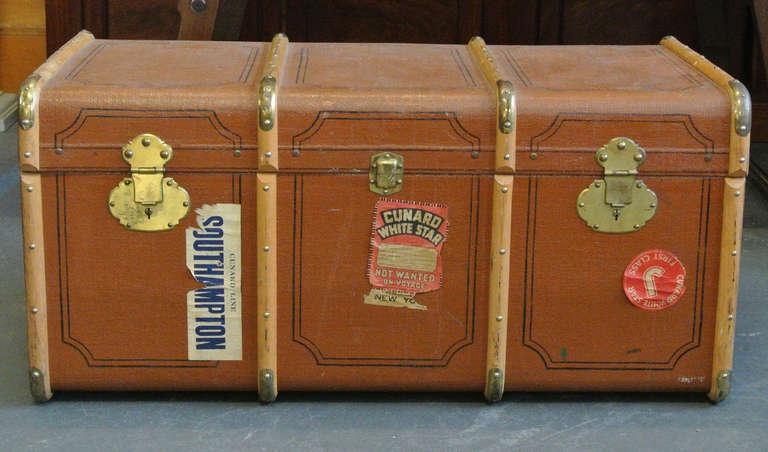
[[0, 0, 47, 92]]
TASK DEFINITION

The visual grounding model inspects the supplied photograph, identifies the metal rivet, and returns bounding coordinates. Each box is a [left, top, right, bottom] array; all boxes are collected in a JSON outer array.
[[292, 150, 300, 157], [233, 150, 242, 157], [739, 125, 747, 133], [24, 152, 31, 158], [496, 315, 503, 321], [734, 191, 741, 197], [265, 151, 272, 158], [650, 203, 656, 208], [704, 155, 712, 162], [530, 152, 538, 160], [109, 201, 115, 207], [126, 224, 131, 228], [503, 153, 510, 160], [594, 182, 601, 188], [397, 179, 403, 184], [263, 119, 272, 127], [598, 153, 608, 162], [28, 244, 36, 250], [617, 141, 627, 150], [503, 121, 512, 129], [471, 150, 479, 159], [26, 186, 34, 192], [728, 314, 734, 320], [31, 308, 39, 314], [55, 147, 63, 155], [578, 202, 585, 207], [263, 246, 270, 251], [263, 185, 270, 191], [160, 150, 169, 159], [633, 153, 643, 162], [501, 187, 508, 193], [190, 0, 207, 13], [636, 182, 643, 188], [731, 250, 738, 256], [31, 370, 41, 378], [593, 224, 600, 230], [369, 179, 375, 184], [183, 201, 189, 207], [493, 371, 501, 378], [167, 222, 173, 228], [141, 137, 151, 147], [499, 249, 506, 255], [739, 157, 746, 163], [166, 179, 173, 186], [264, 312, 270, 318], [264, 372, 272, 380], [633, 224, 640, 229], [124, 150, 133, 158], [383, 189, 389, 194]]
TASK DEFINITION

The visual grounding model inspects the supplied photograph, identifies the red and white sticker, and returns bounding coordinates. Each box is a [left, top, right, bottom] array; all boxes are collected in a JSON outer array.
[[623, 249, 686, 311], [368, 199, 449, 295]]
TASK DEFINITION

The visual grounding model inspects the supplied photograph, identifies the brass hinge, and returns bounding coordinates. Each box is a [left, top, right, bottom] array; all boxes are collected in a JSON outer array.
[[108, 134, 191, 231], [369, 152, 404, 195], [577, 137, 657, 233]]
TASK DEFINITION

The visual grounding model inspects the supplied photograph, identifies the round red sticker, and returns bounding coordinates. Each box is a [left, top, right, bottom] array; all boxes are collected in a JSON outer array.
[[623, 249, 686, 311]]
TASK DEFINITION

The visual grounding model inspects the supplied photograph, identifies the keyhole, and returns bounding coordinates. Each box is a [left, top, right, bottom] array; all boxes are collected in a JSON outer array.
[[613, 209, 621, 221], [145, 207, 153, 219]]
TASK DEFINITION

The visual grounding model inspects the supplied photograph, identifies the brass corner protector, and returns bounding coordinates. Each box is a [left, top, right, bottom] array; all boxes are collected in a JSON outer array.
[[728, 80, 751, 137], [29, 367, 51, 403], [497, 80, 515, 134], [258, 76, 277, 131], [484, 368, 504, 403], [710, 370, 732, 403], [19, 74, 41, 131], [259, 368, 277, 403]]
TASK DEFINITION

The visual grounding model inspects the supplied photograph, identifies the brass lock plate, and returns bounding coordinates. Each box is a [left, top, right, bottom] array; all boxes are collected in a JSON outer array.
[[577, 138, 657, 233], [108, 134, 191, 231], [369, 152, 404, 195]]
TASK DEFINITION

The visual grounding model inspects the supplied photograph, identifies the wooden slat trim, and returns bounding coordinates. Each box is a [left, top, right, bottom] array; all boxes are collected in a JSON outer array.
[[708, 177, 745, 402], [258, 33, 289, 171], [660, 36, 750, 177], [20, 173, 51, 402], [467, 36, 515, 172], [18, 30, 93, 402], [256, 173, 278, 402], [484, 175, 513, 402], [19, 30, 94, 172]]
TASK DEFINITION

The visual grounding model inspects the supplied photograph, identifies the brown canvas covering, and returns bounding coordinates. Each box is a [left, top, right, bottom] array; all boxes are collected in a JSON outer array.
[[19, 31, 748, 402]]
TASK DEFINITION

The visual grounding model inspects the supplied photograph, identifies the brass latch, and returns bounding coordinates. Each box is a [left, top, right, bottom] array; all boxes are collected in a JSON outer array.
[[577, 137, 657, 233], [369, 152, 404, 195], [108, 134, 191, 231]]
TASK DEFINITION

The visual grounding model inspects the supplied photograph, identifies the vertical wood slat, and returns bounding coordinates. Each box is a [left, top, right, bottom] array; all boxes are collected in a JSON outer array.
[[19, 30, 95, 401], [709, 177, 745, 402], [21, 173, 51, 402], [255, 33, 288, 402], [256, 173, 278, 402], [485, 175, 513, 402], [44, 0, 83, 54]]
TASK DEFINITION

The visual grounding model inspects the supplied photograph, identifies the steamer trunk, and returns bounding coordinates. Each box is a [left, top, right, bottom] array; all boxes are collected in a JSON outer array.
[[19, 31, 749, 403]]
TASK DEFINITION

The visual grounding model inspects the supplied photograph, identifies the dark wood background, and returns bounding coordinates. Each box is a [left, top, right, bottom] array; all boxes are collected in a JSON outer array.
[[45, 0, 768, 139]]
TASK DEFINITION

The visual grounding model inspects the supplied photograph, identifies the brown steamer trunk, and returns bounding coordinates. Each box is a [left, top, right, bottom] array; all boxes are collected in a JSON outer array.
[[18, 31, 749, 403]]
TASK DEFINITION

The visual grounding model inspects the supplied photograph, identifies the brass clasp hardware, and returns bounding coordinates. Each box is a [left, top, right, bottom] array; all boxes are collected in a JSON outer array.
[[577, 137, 657, 233], [369, 152, 404, 195], [108, 134, 191, 231]]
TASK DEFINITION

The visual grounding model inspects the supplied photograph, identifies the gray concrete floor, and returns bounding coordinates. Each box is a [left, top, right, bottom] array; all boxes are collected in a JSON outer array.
[[0, 127, 766, 452]]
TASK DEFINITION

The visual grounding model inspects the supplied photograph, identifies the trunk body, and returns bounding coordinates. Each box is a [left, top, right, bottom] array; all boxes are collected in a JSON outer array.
[[19, 31, 748, 402]]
